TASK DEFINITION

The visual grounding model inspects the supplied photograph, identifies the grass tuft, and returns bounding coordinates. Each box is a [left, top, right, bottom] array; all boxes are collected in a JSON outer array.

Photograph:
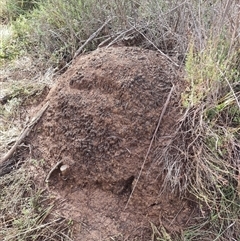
[[154, 6, 240, 239]]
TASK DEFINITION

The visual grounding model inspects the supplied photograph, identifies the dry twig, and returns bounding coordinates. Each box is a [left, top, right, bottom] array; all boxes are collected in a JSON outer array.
[[129, 24, 180, 68], [74, 18, 112, 58], [45, 160, 63, 183], [0, 102, 49, 164], [125, 85, 175, 208]]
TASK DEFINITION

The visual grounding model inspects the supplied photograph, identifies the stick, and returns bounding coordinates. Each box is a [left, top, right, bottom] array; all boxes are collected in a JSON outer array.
[[55, 18, 112, 74], [45, 160, 63, 183], [129, 24, 180, 68], [105, 27, 135, 48], [0, 102, 49, 164], [74, 18, 112, 59], [125, 85, 175, 209]]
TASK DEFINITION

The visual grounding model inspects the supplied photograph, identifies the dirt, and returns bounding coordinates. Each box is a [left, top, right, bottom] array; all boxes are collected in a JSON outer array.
[[27, 46, 197, 240]]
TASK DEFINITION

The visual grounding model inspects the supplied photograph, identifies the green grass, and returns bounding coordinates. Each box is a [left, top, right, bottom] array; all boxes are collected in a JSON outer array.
[[155, 14, 240, 241]]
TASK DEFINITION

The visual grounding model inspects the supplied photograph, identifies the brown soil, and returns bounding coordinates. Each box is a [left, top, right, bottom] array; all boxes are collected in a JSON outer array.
[[27, 47, 197, 240]]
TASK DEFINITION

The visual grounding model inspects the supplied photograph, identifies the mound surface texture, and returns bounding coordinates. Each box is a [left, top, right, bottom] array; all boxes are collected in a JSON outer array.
[[29, 47, 195, 240]]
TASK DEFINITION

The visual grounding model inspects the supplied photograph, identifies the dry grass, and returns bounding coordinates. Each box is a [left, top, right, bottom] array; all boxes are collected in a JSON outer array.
[[0, 161, 73, 241], [0, 56, 71, 240], [150, 2, 240, 239]]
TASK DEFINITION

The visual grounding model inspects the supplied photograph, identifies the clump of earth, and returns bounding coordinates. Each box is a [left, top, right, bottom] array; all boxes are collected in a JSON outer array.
[[28, 47, 197, 240]]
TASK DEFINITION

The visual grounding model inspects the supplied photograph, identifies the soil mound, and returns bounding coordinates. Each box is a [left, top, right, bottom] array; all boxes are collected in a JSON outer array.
[[29, 47, 195, 240]]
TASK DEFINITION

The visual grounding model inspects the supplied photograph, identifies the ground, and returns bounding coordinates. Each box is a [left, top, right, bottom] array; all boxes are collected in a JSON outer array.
[[20, 47, 197, 240]]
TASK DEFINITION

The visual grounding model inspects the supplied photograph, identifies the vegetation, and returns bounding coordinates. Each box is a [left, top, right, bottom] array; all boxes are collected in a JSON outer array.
[[0, 0, 239, 240], [0, 161, 73, 241]]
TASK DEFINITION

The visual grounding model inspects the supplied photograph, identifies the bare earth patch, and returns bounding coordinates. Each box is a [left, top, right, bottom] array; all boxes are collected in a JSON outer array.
[[26, 47, 198, 240]]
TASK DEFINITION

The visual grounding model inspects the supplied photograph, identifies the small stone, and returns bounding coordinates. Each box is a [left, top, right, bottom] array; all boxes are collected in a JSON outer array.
[[60, 164, 70, 179]]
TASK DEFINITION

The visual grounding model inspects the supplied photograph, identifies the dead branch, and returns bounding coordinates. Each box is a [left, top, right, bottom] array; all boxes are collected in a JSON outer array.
[[45, 160, 63, 183], [0, 102, 49, 165], [56, 18, 112, 74], [129, 23, 180, 68], [74, 18, 112, 59], [104, 27, 135, 48]]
